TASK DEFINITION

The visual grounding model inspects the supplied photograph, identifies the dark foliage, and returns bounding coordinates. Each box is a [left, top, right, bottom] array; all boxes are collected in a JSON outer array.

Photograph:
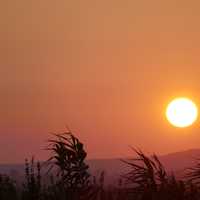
[[22, 157, 42, 200], [0, 174, 18, 200], [122, 148, 200, 200], [1, 132, 200, 200], [45, 132, 91, 199]]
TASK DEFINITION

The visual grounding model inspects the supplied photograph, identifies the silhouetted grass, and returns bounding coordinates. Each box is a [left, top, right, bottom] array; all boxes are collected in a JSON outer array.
[[0, 131, 200, 199]]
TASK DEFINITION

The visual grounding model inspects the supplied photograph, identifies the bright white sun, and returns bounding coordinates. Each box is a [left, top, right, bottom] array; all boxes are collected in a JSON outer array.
[[166, 97, 198, 128]]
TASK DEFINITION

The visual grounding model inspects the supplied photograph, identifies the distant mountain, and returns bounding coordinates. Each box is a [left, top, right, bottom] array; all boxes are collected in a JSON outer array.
[[1, 149, 200, 185], [159, 148, 200, 172], [88, 149, 200, 184]]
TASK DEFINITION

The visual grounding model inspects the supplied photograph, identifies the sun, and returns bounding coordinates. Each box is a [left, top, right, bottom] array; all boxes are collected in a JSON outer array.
[[166, 97, 198, 128]]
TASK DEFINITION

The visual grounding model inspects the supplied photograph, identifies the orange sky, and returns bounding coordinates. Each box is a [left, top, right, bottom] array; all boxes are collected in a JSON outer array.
[[1, 0, 200, 163]]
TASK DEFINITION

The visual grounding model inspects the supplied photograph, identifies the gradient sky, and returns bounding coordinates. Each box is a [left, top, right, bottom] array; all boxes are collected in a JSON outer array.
[[1, 0, 200, 163]]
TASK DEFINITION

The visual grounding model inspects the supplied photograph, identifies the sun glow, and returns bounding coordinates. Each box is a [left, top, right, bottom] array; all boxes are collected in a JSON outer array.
[[166, 97, 198, 128]]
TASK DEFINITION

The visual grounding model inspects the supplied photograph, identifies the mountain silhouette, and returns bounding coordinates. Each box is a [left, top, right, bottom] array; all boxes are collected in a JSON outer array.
[[1, 149, 200, 185]]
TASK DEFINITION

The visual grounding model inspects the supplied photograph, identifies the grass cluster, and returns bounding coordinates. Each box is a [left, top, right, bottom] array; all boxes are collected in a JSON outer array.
[[1, 131, 200, 200]]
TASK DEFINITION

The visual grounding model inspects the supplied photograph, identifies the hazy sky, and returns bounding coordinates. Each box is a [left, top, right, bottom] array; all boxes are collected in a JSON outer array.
[[1, 0, 200, 163]]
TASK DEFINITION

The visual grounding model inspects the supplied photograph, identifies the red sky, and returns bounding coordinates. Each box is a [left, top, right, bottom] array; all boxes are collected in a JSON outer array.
[[1, 0, 200, 163]]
